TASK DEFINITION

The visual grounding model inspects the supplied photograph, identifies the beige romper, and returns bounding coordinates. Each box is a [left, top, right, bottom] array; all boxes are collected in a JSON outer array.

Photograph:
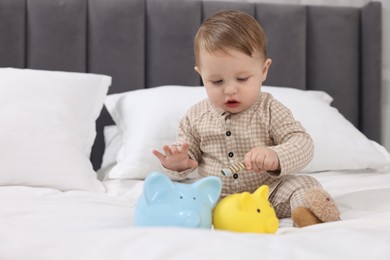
[[165, 92, 322, 218]]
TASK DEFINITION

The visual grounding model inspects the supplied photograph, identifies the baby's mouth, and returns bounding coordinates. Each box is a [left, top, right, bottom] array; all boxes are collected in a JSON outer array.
[[225, 99, 240, 108]]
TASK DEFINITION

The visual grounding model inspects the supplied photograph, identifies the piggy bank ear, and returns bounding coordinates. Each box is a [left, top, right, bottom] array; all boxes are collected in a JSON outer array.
[[239, 192, 255, 211], [253, 185, 270, 200], [143, 172, 175, 203], [193, 176, 222, 207]]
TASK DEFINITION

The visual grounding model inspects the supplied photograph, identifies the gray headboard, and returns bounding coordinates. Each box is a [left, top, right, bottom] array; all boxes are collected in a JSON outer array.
[[0, 0, 382, 170]]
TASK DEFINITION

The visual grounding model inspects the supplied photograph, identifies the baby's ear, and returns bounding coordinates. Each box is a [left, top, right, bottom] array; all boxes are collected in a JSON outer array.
[[261, 58, 272, 81], [194, 66, 201, 74]]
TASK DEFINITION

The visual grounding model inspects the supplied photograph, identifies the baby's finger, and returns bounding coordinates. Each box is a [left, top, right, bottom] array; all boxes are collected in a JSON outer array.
[[170, 145, 179, 154], [264, 156, 278, 171], [152, 150, 166, 162], [179, 143, 189, 153], [243, 153, 253, 170], [163, 145, 172, 156], [253, 168, 262, 174], [251, 153, 264, 172]]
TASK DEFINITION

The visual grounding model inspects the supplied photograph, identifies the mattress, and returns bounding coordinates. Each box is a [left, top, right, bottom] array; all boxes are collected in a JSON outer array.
[[1, 170, 390, 260]]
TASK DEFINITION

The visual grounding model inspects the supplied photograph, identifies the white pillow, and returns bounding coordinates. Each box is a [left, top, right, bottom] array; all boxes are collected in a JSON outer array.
[[101, 125, 123, 170], [0, 68, 111, 191], [104, 85, 390, 179], [105, 86, 206, 179]]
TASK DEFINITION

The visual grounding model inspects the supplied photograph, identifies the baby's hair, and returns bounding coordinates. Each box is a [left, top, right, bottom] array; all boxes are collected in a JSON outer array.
[[194, 10, 268, 66]]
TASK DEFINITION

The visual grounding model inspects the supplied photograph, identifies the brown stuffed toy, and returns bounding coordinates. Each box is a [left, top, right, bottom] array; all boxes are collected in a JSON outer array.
[[291, 187, 341, 227]]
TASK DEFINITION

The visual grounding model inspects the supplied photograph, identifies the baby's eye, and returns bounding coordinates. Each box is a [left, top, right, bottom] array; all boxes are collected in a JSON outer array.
[[211, 80, 223, 85], [237, 77, 249, 82]]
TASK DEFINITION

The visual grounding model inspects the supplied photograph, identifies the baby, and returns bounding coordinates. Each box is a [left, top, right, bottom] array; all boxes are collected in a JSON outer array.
[[153, 10, 340, 227]]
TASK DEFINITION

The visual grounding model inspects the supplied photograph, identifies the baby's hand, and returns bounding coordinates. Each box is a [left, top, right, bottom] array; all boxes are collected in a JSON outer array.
[[244, 147, 280, 173], [152, 143, 198, 172]]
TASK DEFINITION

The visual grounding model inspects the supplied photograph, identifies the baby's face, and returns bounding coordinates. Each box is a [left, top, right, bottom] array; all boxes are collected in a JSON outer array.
[[195, 47, 271, 114]]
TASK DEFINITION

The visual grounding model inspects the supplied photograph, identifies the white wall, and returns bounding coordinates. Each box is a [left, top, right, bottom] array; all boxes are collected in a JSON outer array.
[[211, 0, 390, 149]]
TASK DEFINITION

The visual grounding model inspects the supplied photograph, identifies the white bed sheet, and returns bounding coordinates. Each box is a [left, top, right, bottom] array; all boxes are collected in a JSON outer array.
[[1, 170, 390, 260]]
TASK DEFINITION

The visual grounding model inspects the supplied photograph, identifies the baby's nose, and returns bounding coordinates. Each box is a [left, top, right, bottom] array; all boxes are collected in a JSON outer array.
[[224, 83, 238, 95]]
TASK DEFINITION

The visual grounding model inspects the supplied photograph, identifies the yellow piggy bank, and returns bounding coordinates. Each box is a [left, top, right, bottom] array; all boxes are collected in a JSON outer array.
[[213, 185, 279, 234]]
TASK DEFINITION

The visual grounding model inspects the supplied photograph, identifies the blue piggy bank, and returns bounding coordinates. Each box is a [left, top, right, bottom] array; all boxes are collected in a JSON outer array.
[[135, 172, 222, 228]]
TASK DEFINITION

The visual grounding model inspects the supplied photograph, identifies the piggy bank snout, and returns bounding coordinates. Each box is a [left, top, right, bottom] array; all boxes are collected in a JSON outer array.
[[179, 209, 202, 227], [264, 216, 279, 233]]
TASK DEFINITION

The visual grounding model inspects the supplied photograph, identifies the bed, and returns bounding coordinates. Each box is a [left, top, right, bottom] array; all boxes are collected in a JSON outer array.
[[1, 0, 390, 259]]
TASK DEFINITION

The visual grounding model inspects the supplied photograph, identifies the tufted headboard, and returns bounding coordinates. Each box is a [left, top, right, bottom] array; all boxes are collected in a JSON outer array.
[[0, 0, 382, 170]]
